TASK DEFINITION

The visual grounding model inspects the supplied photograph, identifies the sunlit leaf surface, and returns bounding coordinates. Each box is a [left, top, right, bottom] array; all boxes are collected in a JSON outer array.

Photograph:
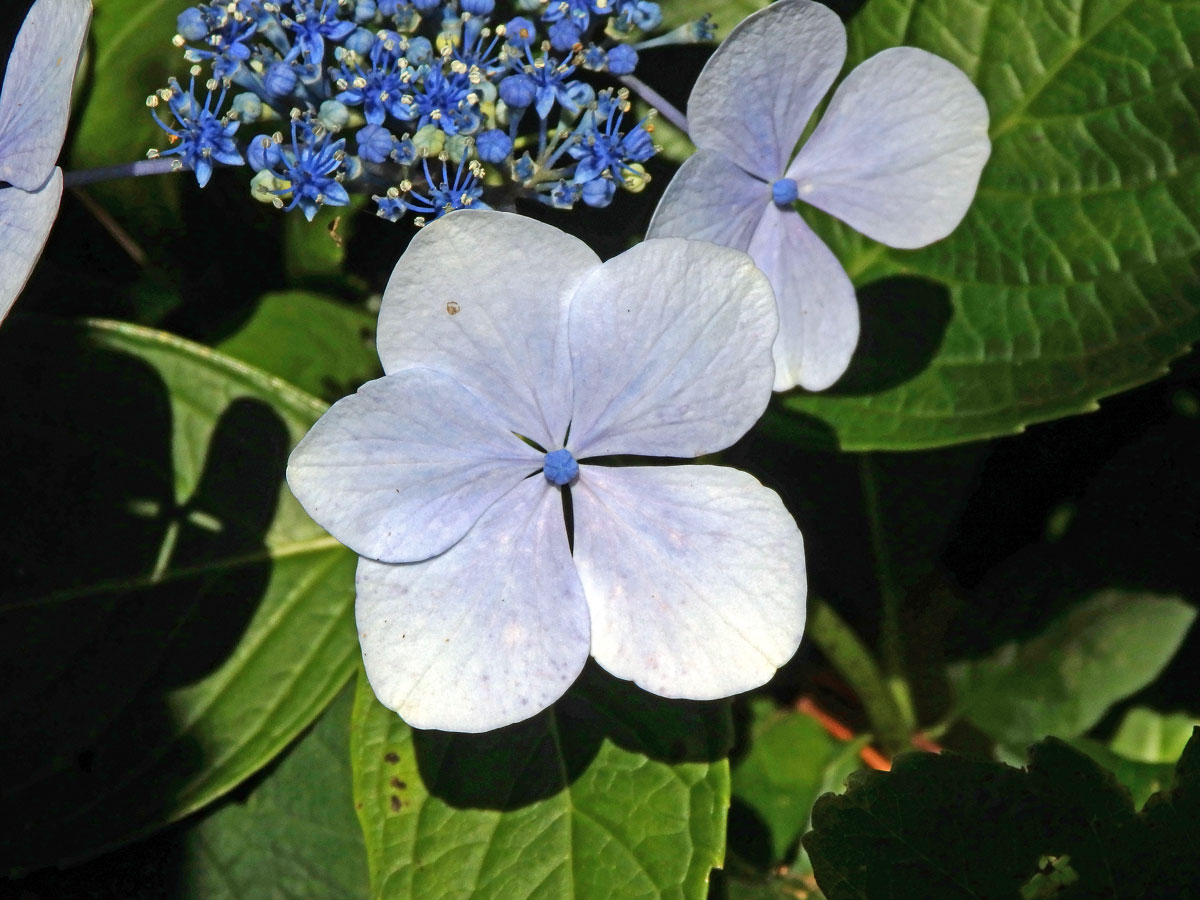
[[351, 665, 732, 900]]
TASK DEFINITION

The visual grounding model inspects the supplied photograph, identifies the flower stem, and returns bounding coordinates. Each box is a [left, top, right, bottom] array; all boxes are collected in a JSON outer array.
[[617, 73, 688, 135], [806, 595, 910, 756], [859, 454, 917, 727], [63, 157, 189, 188]]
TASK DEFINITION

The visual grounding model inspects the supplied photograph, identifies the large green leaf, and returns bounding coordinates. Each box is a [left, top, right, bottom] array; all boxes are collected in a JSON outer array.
[[0, 318, 358, 874], [177, 683, 368, 899], [804, 731, 1200, 899], [217, 291, 381, 402], [947, 590, 1195, 750], [773, 0, 1200, 450], [351, 664, 732, 900]]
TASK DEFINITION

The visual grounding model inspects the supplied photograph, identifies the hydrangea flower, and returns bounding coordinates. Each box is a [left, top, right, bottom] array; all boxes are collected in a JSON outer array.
[[648, 0, 990, 391], [0, 0, 91, 323], [287, 211, 808, 732], [155, 0, 679, 220]]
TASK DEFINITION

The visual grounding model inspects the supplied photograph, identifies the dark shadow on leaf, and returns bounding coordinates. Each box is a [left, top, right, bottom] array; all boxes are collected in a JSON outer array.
[[823, 275, 953, 396], [0, 318, 284, 877], [415, 661, 732, 810]]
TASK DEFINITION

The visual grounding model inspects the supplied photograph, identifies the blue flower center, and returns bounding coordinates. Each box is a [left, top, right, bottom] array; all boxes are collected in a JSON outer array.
[[772, 178, 799, 207], [543, 448, 579, 486]]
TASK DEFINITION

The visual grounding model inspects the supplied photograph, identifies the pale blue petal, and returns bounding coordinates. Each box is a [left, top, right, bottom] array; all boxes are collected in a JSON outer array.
[[566, 238, 777, 459], [356, 475, 589, 732], [687, 0, 845, 181], [748, 204, 859, 392], [0, 0, 91, 190], [646, 149, 768, 251], [287, 368, 542, 563], [786, 47, 991, 249], [573, 465, 807, 699], [0, 169, 62, 324], [376, 210, 601, 450]]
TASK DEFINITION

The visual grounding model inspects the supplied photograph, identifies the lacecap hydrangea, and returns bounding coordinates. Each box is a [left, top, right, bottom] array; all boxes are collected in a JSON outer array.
[[148, 0, 715, 222]]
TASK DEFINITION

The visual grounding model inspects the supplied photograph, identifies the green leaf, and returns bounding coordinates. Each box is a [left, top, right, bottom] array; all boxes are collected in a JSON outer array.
[[0, 317, 358, 874], [283, 201, 364, 289], [731, 701, 865, 865], [70, 0, 189, 238], [217, 291, 381, 401], [773, 0, 1200, 450], [947, 590, 1195, 750], [1110, 706, 1200, 764], [177, 683, 368, 899], [351, 664, 732, 900], [804, 730, 1200, 899], [1069, 707, 1200, 808]]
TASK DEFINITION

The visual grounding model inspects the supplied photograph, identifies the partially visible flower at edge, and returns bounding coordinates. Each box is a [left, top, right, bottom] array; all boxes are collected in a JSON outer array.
[[648, 0, 990, 392], [0, 0, 92, 324], [286, 210, 808, 733]]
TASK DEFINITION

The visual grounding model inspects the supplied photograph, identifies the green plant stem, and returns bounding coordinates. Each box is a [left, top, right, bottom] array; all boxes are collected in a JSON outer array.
[[859, 455, 917, 728], [807, 595, 910, 756]]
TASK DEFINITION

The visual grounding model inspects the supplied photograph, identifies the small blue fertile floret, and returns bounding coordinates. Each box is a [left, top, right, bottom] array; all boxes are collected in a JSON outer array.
[[177, 7, 210, 41], [503, 16, 537, 49], [475, 129, 513, 163], [606, 44, 637, 75], [543, 448, 579, 486], [149, 75, 245, 187], [548, 19, 581, 52], [402, 157, 488, 218], [499, 74, 536, 109], [357, 123, 399, 163]]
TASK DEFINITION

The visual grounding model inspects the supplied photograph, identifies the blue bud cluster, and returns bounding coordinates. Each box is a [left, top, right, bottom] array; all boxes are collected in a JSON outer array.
[[148, 0, 710, 224]]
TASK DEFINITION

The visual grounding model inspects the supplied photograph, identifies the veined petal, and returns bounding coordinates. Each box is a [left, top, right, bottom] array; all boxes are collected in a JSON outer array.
[[356, 475, 589, 732], [567, 238, 776, 459], [0, 170, 62, 324], [687, 0, 845, 181], [786, 47, 991, 249], [0, 0, 91, 191], [646, 149, 768, 252], [573, 465, 806, 700], [748, 204, 859, 392], [287, 368, 542, 563], [377, 210, 601, 450]]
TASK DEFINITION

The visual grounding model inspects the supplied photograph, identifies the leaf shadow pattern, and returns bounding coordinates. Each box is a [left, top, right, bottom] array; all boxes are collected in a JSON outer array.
[[413, 661, 733, 810], [0, 318, 287, 875]]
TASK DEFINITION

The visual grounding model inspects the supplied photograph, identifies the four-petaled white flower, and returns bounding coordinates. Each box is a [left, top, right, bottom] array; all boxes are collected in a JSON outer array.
[[0, 0, 91, 323], [649, 0, 991, 392], [288, 211, 807, 733]]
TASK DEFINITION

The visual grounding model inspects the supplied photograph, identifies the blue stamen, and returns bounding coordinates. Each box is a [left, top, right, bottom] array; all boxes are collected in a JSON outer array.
[[543, 448, 579, 486]]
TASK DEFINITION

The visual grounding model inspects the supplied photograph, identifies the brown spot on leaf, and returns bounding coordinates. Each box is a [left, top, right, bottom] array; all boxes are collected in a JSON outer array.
[[384, 752, 400, 764], [389, 795, 402, 812], [390, 776, 407, 790]]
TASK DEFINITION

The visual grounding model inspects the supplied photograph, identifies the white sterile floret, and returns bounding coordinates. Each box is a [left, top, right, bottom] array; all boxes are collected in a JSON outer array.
[[287, 210, 808, 733], [648, 0, 991, 392], [0, 0, 92, 323]]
